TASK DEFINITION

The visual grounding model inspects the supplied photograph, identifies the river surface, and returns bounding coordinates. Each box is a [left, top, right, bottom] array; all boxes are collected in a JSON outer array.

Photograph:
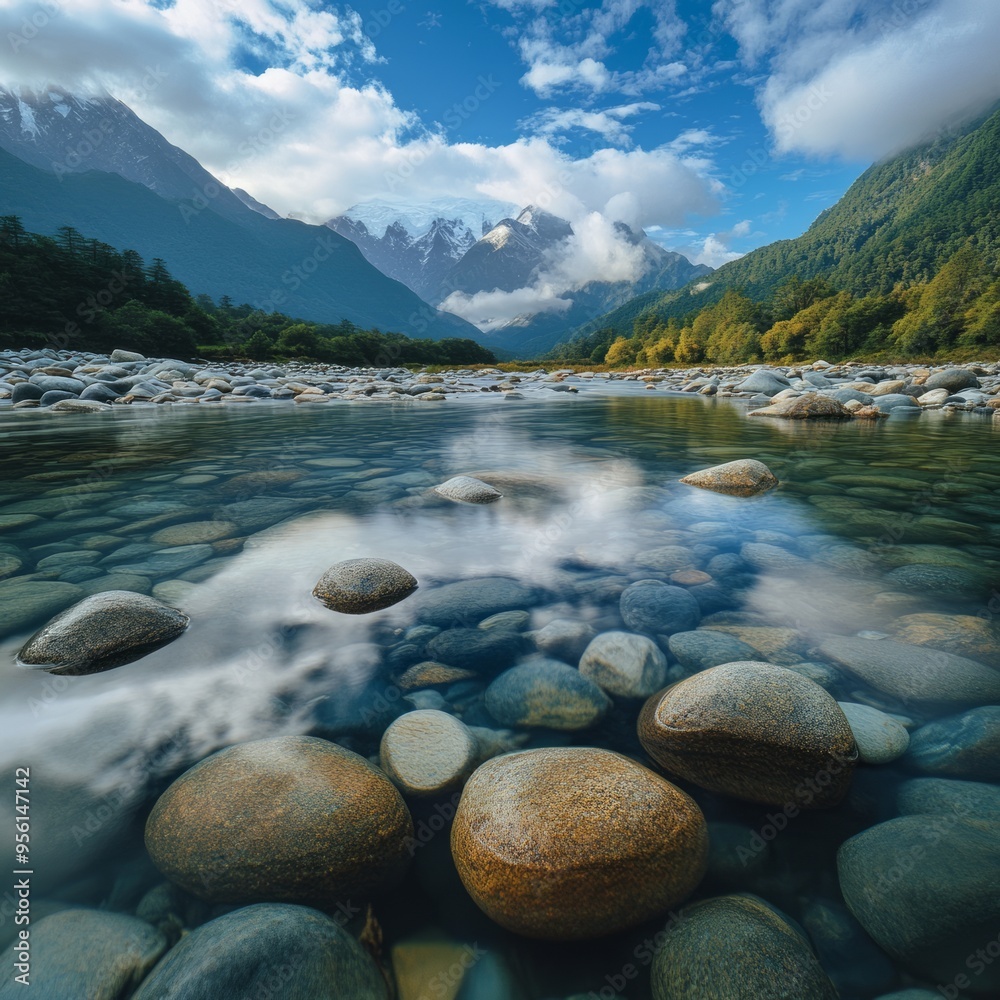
[[1, 385, 998, 998]]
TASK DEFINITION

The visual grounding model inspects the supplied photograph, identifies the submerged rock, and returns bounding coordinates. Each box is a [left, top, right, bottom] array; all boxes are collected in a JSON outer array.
[[680, 459, 779, 497], [838, 816, 1000, 991], [414, 577, 539, 627], [639, 661, 857, 807], [818, 635, 1000, 708], [838, 702, 910, 764], [16, 590, 189, 674], [380, 709, 480, 797], [902, 706, 1000, 780], [0, 909, 166, 1000], [132, 904, 386, 1000], [451, 748, 707, 940], [485, 658, 611, 730], [620, 580, 700, 635], [650, 895, 838, 1000], [313, 558, 418, 614], [145, 735, 413, 905], [578, 630, 669, 698]]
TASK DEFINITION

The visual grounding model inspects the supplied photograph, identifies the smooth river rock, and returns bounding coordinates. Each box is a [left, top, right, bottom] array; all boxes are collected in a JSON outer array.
[[434, 475, 503, 504], [0, 910, 167, 1000], [838, 816, 1000, 990], [750, 393, 853, 419], [896, 777, 1000, 817], [313, 558, 418, 614], [902, 706, 1000, 780], [679, 459, 779, 497], [145, 735, 413, 905], [485, 658, 611, 730], [16, 590, 189, 674], [451, 747, 708, 940], [639, 661, 857, 807], [838, 702, 911, 764], [818, 635, 1000, 708], [619, 580, 701, 635], [650, 895, 838, 1000], [380, 709, 480, 797], [132, 903, 386, 1000], [578, 630, 669, 698]]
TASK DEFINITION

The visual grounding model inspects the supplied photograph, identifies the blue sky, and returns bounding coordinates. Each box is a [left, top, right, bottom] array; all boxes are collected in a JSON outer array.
[[2, 0, 1000, 273]]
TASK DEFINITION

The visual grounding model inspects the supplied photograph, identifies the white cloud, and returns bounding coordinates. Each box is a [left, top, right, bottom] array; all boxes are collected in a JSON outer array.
[[521, 101, 661, 145], [0, 0, 718, 227], [716, 0, 1000, 160], [510, 0, 688, 98], [441, 283, 572, 332]]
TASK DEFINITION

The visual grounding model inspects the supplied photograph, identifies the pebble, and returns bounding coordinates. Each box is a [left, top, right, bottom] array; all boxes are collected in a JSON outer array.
[[902, 706, 1000, 780], [896, 777, 1000, 816], [485, 658, 611, 730], [414, 577, 540, 627], [639, 661, 857, 806], [578, 630, 669, 697], [667, 629, 761, 671], [651, 895, 838, 999], [530, 618, 597, 661], [450, 747, 707, 939], [0, 909, 167, 1000], [313, 557, 418, 614], [838, 702, 911, 764], [380, 710, 480, 797], [145, 735, 413, 905], [619, 580, 701, 635], [132, 903, 387, 999]]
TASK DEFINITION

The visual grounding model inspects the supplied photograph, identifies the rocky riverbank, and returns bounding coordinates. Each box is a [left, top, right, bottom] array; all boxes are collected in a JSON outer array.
[[1, 347, 999, 416]]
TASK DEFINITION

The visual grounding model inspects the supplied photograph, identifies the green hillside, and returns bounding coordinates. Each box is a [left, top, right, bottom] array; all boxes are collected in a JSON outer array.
[[557, 105, 1000, 361], [0, 148, 481, 343]]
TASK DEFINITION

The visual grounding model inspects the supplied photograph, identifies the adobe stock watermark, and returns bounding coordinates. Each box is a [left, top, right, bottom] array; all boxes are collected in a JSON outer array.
[[7, 0, 63, 52]]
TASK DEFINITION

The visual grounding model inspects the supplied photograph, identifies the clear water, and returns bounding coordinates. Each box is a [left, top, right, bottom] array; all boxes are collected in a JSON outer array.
[[1, 386, 998, 998]]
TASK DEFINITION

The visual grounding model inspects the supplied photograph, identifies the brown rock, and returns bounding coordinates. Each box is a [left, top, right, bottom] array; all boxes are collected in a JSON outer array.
[[150, 520, 238, 546], [749, 393, 853, 419], [892, 613, 1000, 662], [145, 735, 413, 905], [450, 747, 707, 940], [395, 661, 477, 689], [638, 662, 857, 807], [670, 569, 712, 586], [679, 459, 778, 497]]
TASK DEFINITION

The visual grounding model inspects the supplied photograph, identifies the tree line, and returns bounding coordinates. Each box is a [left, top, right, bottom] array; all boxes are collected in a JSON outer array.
[[0, 216, 496, 366]]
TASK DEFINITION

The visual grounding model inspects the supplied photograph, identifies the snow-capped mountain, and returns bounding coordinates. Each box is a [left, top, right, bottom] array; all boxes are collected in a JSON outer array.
[[0, 85, 483, 342], [0, 86, 277, 224], [326, 197, 518, 304]]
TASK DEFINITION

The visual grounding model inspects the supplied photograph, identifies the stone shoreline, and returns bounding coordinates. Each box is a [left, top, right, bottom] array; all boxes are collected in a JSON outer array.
[[1, 348, 999, 417]]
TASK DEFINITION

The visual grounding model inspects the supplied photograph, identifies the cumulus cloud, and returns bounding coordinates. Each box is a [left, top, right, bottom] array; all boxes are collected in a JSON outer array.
[[716, 0, 1000, 160], [506, 0, 688, 98], [520, 102, 661, 145], [0, 0, 718, 227]]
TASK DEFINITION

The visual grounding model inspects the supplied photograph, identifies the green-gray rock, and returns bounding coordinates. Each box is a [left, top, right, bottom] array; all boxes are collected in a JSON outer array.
[[132, 903, 386, 1000], [578, 630, 669, 697], [17, 590, 189, 674], [485, 658, 611, 730], [818, 635, 1000, 708], [651, 895, 838, 999], [838, 702, 910, 764], [0, 909, 166, 1000], [838, 816, 1000, 990]]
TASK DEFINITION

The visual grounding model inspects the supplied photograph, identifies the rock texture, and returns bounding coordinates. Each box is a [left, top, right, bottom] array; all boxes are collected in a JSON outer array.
[[380, 709, 480, 797], [434, 475, 503, 504], [651, 895, 839, 1000], [680, 459, 779, 497], [145, 735, 413, 905], [16, 590, 189, 674], [638, 661, 857, 807], [312, 558, 418, 614], [450, 747, 708, 939]]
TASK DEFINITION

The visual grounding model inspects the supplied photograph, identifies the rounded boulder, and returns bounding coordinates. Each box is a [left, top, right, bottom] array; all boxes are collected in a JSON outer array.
[[312, 558, 417, 614], [145, 735, 413, 905], [450, 747, 708, 940], [638, 661, 857, 807]]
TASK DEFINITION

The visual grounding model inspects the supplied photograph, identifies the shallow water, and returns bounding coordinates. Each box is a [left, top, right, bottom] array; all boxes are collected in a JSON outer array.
[[1, 386, 998, 998]]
